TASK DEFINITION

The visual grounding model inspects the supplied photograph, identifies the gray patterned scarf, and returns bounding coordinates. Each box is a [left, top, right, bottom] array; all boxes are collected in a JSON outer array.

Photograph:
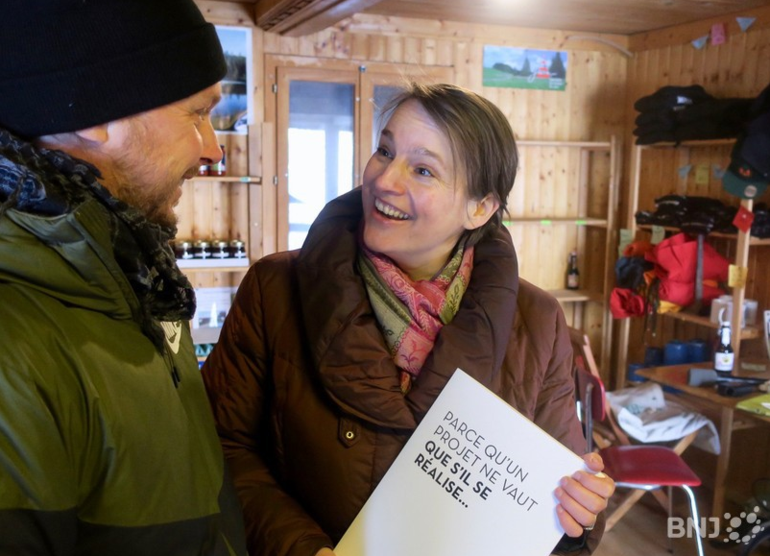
[[0, 129, 195, 353]]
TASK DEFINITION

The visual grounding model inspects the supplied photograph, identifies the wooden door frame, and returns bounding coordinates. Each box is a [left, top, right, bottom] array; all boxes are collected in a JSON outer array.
[[264, 54, 453, 253]]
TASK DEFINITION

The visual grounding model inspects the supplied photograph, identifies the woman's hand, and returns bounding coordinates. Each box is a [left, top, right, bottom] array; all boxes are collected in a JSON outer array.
[[554, 452, 615, 537], [315, 549, 336, 556]]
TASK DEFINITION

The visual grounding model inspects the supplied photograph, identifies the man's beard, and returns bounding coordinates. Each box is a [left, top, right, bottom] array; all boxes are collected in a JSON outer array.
[[106, 119, 183, 231], [109, 170, 181, 230]]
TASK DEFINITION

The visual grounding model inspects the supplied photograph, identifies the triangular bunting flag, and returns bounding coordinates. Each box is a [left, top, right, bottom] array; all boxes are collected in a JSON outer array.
[[736, 17, 756, 32], [692, 35, 709, 49]]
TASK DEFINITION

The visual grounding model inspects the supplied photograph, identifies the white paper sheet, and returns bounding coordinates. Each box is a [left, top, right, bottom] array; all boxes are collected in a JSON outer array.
[[335, 369, 586, 556]]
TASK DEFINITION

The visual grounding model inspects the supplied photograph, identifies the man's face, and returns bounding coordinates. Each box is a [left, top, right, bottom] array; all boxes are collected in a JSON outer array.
[[102, 83, 223, 228]]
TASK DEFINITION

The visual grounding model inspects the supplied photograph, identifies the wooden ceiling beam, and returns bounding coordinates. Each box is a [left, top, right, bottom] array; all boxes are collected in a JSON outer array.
[[255, 0, 384, 36]]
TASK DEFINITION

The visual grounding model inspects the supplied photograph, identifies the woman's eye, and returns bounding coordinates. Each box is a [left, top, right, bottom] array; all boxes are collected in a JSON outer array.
[[376, 146, 392, 158], [416, 167, 434, 178]]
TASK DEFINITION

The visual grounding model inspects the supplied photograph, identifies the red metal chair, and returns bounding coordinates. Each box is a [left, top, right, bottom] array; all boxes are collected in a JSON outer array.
[[575, 365, 705, 556]]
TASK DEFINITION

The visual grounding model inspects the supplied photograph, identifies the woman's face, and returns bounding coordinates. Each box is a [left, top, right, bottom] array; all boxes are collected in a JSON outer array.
[[362, 100, 477, 281]]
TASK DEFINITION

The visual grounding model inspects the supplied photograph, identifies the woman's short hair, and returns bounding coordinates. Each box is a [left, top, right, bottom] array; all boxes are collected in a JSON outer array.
[[379, 82, 518, 245]]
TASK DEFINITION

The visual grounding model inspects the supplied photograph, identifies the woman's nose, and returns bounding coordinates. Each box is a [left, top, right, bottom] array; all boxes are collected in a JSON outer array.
[[374, 159, 406, 193]]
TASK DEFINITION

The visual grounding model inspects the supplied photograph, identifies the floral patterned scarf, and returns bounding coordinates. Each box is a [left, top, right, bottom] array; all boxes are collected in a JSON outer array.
[[358, 238, 474, 394]]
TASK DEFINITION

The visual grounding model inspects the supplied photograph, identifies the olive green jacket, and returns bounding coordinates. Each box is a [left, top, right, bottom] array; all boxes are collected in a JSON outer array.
[[0, 200, 247, 556]]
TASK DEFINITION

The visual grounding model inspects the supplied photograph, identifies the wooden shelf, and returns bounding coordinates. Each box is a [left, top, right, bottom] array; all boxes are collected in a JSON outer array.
[[177, 258, 250, 272], [637, 225, 770, 245], [517, 139, 611, 151], [504, 217, 608, 227], [661, 311, 761, 339], [510, 135, 620, 376], [550, 289, 603, 303], [191, 176, 262, 183], [637, 138, 736, 149]]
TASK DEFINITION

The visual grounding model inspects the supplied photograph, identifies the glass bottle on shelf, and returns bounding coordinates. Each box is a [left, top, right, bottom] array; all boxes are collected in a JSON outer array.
[[211, 240, 229, 259], [209, 144, 227, 176], [229, 239, 246, 259], [173, 240, 194, 260], [714, 321, 734, 375], [193, 240, 211, 259], [566, 251, 579, 290]]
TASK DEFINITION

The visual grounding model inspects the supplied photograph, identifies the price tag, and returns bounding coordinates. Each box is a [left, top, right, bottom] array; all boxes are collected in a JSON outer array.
[[695, 163, 710, 185], [651, 225, 665, 245], [728, 264, 748, 288], [618, 228, 633, 257], [733, 205, 754, 233]]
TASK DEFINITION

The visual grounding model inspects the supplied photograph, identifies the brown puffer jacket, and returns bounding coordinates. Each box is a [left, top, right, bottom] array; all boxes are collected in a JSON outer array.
[[203, 189, 603, 556]]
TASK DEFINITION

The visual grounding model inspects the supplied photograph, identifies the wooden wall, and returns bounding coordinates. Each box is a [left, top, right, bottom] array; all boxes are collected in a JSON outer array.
[[194, 1, 770, 374], [193, 0, 770, 511], [182, 2, 261, 291], [260, 13, 629, 356], [621, 7, 770, 513], [622, 5, 770, 367], [261, 13, 629, 139]]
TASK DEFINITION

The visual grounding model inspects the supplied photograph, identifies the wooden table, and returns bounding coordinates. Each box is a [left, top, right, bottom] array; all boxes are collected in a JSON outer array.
[[636, 363, 770, 517]]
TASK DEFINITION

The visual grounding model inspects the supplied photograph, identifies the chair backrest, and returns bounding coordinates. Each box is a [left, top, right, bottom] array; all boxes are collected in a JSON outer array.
[[575, 366, 607, 453], [568, 327, 601, 379]]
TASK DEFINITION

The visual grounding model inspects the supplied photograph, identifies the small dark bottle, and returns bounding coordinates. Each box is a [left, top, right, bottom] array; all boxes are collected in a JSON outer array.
[[174, 240, 194, 260], [211, 240, 229, 259], [566, 251, 579, 290], [193, 240, 211, 259], [229, 239, 246, 259], [714, 323, 734, 375]]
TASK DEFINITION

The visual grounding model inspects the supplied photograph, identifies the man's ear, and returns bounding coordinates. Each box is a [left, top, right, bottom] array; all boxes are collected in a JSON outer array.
[[464, 194, 500, 231], [73, 123, 109, 144]]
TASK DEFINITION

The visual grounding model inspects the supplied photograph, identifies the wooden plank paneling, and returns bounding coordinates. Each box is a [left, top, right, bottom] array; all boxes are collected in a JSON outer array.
[[364, 0, 770, 37], [622, 18, 770, 372], [260, 14, 625, 371], [628, 4, 770, 52], [337, 14, 631, 54]]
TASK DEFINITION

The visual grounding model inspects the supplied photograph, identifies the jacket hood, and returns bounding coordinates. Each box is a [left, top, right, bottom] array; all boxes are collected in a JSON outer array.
[[0, 201, 137, 319], [296, 188, 519, 429]]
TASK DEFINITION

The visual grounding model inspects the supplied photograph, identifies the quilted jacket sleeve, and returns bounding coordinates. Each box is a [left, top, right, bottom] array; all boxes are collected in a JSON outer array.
[[202, 261, 333, 556]]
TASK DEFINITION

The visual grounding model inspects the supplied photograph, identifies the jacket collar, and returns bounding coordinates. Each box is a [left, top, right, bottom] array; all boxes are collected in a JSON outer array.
[[296, 188, 519, 429], [0, 128, 195, 352]]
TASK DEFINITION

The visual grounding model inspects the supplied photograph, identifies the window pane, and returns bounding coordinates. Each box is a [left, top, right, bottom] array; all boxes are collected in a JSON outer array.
[[287, 81, 355, 250], [371, 85, 401, 154]]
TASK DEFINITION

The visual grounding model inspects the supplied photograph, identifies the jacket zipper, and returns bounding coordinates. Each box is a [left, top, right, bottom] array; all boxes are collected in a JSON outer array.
[[162, 348, 181, 388]]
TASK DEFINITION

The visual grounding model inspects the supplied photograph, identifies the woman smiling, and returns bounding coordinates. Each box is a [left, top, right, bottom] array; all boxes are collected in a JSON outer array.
[[202, 82, 615, 556]]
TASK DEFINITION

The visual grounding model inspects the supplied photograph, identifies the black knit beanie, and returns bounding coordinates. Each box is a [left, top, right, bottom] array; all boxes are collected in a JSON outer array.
[[0, 0, 227, 139]]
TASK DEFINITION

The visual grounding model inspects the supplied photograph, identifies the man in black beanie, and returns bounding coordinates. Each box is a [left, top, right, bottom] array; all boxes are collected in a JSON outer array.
[[0, 1, 248, 555]]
